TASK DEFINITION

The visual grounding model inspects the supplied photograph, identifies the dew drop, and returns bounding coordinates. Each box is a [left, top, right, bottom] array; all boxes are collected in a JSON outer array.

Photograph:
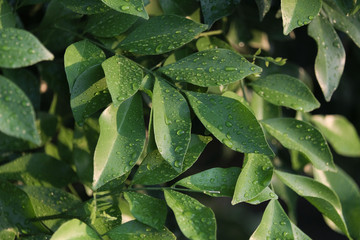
[[121, 5, 130, 11], [223, 139, 233, 148]]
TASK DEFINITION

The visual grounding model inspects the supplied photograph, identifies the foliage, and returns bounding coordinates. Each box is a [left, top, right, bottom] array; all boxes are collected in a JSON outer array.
[[1, 0, 360, 239]]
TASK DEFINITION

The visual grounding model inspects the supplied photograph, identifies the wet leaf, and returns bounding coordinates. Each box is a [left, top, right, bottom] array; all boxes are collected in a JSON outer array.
[[102, 55, 143, 107], [50, 219, 100, 240], [0, 0, 16, 29], [281, 0, 321, 34], [232, 154, 273, 204], [159, 0, 199, 16], [185, 91, 273, 156], [261, 118, 335, 171], [153, 78, 191, 172], [251, 92, 282, 121], [101, 0, 148, 19], [164, 190, 216, 240], [59, 0, 109, 15], [119, 15, 207, 55], [250, 200, 311, 240], [308, 15, 345, 102], [132, 134, 212, 185], [124, 192, 167, 230], [93, 94, 146, 190], [249, 74, 320, 112], [200, 0, 239, 26], [159, 49, 262, 87], [175, 167, 241, 197], [246, 187, 278, 205], [0, 75, 40, 145], [195, 36, 233, 52], [255, 0, 272, 21]]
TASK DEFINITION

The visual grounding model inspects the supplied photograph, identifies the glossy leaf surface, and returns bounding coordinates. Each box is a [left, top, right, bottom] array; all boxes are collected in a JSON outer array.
[[261, 118, 335, 171], [200, 0, 239, 26], [0, 0, 15, 29], [59, 0, 109, 15], [159, 49, 262, 87], [246, 187, 278, 205], [50, 219, 100, 240], [101, 0, 148, 19]]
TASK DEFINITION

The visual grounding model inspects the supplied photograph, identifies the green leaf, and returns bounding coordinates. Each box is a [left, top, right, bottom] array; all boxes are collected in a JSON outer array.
[[308, 15, 345, 102], [59, 0, 110, 15], [50, 219, 101, 240], [200, 0, 239, 26], [159, 0, 199, 16], [164, 190, 216, 240], [314, 167, 360, 239], [250, 200, 311, 240], [153, 78, 191, 172], [185, 91, 273, 156], [102, 55, 143, 107], [124, 192, 167, 230], [85, 10, 138, 37], [251, 92, 282, 121], [195, 36, 233, 52], [281, 0, 321, 35], [93, 94, 146, 190], [64, 40, 106, 90], [261, 118, 335, 171], [101, 0, 148, 19], [0, 75, 41, 145], [119, 15, 207, 55], [0, 28, 53, 68], [332, 0, 355, 14], [159, 49, 262, 87], [255, 0, 272, 21], [232, 154, 273, 204], [246, 187, 278, 205], [249, 74, 320, 112], [70, 64, 111, 125], [311, 115, 360, 157], [0, 0, 15, 29], [106, 220, 176, 240], [132, 134, 212, 185], [0, 153, 76, 188], [275, 170, 351, 238]]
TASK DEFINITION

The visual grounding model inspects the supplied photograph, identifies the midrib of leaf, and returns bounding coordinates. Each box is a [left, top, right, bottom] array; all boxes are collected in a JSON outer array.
[[314, 16, 329, 81], [255, 84, 312, 104]]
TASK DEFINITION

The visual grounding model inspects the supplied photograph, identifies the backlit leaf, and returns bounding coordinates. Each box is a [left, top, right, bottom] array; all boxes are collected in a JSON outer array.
[[50, 219, 100, 240], [101, 0, 148, 19], [59, 0, 109, 15], [0, 0, 15, 29]]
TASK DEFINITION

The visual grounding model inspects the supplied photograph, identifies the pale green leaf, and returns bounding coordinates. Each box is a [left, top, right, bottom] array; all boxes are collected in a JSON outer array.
[[159, 49, 262, 87], [0, 28, 53, 68], [251, 92, 282, 121], [164, 190, 216, 240], [101, 0, 148, 19], [308, 15, 345, 102], [246, 187, 278, 205], [255, 0, 272, 21], [261, 118, 335, 171], [50, 219, 100, 240], [200, 0, 239, 26], [59, 0, 109, 15], [195, 36, 233, 52], [0, 0, 15, 29]]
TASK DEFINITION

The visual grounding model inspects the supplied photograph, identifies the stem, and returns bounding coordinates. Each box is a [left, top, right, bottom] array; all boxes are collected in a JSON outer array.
[[196, 30, 223, 38], [240, 79, 247, 101]]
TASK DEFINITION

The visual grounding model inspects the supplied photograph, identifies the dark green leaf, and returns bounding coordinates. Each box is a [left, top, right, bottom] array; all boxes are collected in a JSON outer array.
[[132, 134, 212, 185], [159, 49, 262, 87], [195, 37, 233, 52], [200, 0, 239, 26], [246, 187, 278, 205], [175, 167, 241, 197], [106, 220, 176, 240], [261, 118, 335, 171], [281, 0, 321, 34], [0, 75, 40, 145], [102, 55, 143, 107], [232, 154, 273, 204], [332, 0, 355, 15], [51, 219, 101, 240], [255, 0, 272, 21], [159, 0, 199, 16], [185, 91, 273, 156], [308, 15, 345, 102], [0, 0, 15, 29], [101, 0, 148, 19], [251, 92, 282, 121], [153, 78, 191, 172], [64, 40, 106, 90], [124, 192, 167, 230], [59, 0, 109, 15], [119, 15, 207, 55], [275, 170, 351, 238], [93, 94, 146, 190], [250, 200, 311, 239], [164, 190, 216, 240], [249, 74, 320, 112]]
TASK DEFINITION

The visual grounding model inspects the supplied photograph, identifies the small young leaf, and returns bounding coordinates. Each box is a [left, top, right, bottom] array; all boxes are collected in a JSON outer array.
[[93, 94, 146, 190], [119, 15, 207, 55], [249, 74, 320, 112], [308, 15, 345, 102], [275, 170, 351, 238], [101, 0, 148, 19], [312, 115, 360, 157], [102, 55, 143, 107], [50, 219, 101, 240], [0, 75, 41, 145], [153, 78, 191, 172], [70, 64, 111, 125], [0, 0, 16, 29], [281, 0, 321, 35], [175, 167, 241, 197], [250, 200, 311, 240], [261, 118, 335, 171], [106, 220, 176, 240], [255, 0, 272, 21], [246, 187, 278, 205], [0, 28, 53, 68], [159, 49, 262, 87], [124, 192, 167, 230], [64, 40, 106, 90], [186, 91, 273, 156], [59, 0, 109, 15], [232, 154, 273, 204], [200, 0, 239, 26], [85, 10, 138, 37], [164, 190, 216, 240], [132, 134, 212, 185]]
